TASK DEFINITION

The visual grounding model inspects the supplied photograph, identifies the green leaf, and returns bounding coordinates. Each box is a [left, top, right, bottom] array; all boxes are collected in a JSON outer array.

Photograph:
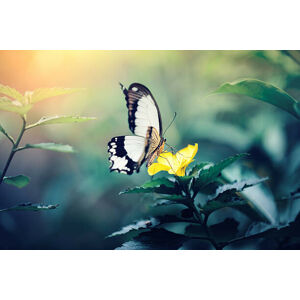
[[3, 175, 30, 188], [155, 195, 188, 205], [203, 199, 246, 214], [108, 217, 159, 238], [109, 214, 189, 240], [212, 78, 300, 119], [0, 84, 24, 103], [0, 96, 32, 115], [219, 213, 300, 249], [241, 183, 277, 224], [26, 115, 96, 129], [188, 162, 212, 176], [22, 143, 76, 153], [193, 153, 249, 191], [142, 177, 175, 188], [29, 87, 85, 104], [208, 177, 269, 200], [222, 168, 277, 225], [160, 222, 196, 236], [153, 199, 178, 207], [116, 229, 188, 250], [0, 203, 59, 212], [196, 177, 271, 222], [120, 177, 178, 195], [202, 198, 266, 222], [160, 222, 213, 241]]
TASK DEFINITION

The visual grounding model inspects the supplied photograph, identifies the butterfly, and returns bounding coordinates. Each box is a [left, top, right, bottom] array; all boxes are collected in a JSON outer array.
[[108, 83, 166, 175]]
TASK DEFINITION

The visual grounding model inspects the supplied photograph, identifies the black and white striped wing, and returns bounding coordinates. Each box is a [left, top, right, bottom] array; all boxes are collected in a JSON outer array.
[[108, 136, 146, 174], [121, 83, 163, 137]]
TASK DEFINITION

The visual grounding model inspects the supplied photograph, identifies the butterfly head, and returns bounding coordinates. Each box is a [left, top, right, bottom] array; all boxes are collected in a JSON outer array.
[[159, 137, 166, 153], [160, 137, 166, 149]]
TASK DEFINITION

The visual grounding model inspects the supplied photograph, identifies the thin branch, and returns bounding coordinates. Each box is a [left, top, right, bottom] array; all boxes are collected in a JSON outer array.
[[25, 123, 38, 130], [0, 115, 27, 184], [25, 125, 34, 130], [13, 146, 26, 152], [0, 130, 15, 145]]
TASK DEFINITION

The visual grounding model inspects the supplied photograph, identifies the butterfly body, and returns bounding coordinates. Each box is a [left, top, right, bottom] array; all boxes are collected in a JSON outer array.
[[144, 126, 165, 167], [108, 83, 165, 175]]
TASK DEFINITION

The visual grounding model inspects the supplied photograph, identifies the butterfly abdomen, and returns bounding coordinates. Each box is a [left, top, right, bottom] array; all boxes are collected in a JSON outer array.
[[146, 138, 165, 167], [145, 126, 165, 167]]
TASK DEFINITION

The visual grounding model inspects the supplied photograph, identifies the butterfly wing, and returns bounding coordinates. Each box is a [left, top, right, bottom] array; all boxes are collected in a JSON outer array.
[[108, 136, 147, 174], [121, 83, 163, 137], [108, 83, 164, 175]]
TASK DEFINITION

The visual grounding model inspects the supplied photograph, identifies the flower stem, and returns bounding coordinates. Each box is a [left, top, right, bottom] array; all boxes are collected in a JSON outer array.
[[202, 213, 222, 250], [0, 115, 26, 185], [190, 201, 222, 250]]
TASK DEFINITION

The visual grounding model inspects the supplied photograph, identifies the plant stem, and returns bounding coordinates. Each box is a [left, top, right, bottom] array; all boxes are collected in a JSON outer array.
[[176, 177, 222, 249], [203, 213, 222, 250], [0, 115, 26, 184], [13, 146, 26, 152], [189, 201, 221, 250], [190, 202, 203, 224], [0, 130, 15, 145]]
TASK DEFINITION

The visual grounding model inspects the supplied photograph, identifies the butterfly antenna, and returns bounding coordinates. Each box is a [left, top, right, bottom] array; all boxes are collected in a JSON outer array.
[[165, 142, 177, 154], [119, 82, 127, 95], [165, 143, 192, 159], [163, 112, 177, 136]]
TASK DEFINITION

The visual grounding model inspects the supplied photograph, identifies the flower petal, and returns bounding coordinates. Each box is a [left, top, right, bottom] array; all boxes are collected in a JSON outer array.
[[157, 152, 180, 173], [176, 143, 198, 165], [157, 152, 175, 166], [175, 165, 187, 176], [148, 162, 171, 176], [147, 144, 198, 177]]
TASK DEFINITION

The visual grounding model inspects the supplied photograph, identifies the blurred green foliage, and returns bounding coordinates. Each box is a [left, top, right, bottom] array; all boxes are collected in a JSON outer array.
[[0, 50, 299, 249], [0, 84, 94, 214]]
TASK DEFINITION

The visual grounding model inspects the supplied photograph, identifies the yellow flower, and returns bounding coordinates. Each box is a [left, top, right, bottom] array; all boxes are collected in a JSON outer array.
[[148, 143, 198, 177]]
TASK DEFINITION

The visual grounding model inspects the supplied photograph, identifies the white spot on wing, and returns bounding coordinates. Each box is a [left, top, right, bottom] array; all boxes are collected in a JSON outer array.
[[111, 156, 129, 171]]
